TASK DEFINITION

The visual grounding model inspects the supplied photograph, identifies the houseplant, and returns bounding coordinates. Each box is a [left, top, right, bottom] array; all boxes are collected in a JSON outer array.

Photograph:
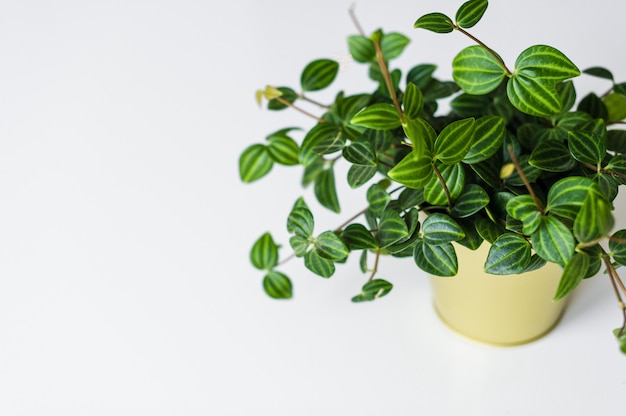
[[239, 0, 626, 353]]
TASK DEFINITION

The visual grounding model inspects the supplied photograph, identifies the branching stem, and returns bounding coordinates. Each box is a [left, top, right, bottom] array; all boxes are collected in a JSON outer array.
[[275, 96, 327, 123], [455, 26, 513, 77]]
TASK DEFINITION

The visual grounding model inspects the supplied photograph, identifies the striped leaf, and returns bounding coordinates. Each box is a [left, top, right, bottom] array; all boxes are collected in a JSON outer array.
[[347, 35, 375, 63], [287, 206, 314, 237], [341, 224, 378, 250], [250, 233, 279, 270], [529, 139, 576, 172], [475, 216, 505, 244], [434, 117, 475, 164], [314, 167, 340, 213], [424, 163, 465, 206], [450, 184, 489, 218], [377, 209, 409, 248], [263, 271, 293, 299], [387, 151, 433, 189], [314, 231, 349, 262], [342, 140, 376, 166], [267, 135, 299, 166], [455, 0, 489, 29], [289, 235, 310, 257], [413, 12, 454, 33], [546, 177, 600, 221], [239, 144, 273, 183], [456, 219, 484, 250], [300, 59, 339, 92], [508, 45, 580, 117], [422, 213, 465, 245], [406, 64, 437, 89], [609, 230, 626, 266], [298, 123, 343, 166], [304, 249, 335, 278], [607, 130, 626, 154], [531, 216, 575, 266], [352, 279, 393, 302], [553, 252, 589, 300], [414, 241, 458, 276], [453, 45, 506, 95], [604, 92, 626, 121], [484, 233, 532, 275], [578, 93, 608, 120], [266, 87, 297, 111], [505, 194, 542, 235], [574, 195, 614, 243], [403, 82, 424, 119], [462, 116, 505, 164], [568, 131, 606, 165], [347, 164, 377, 188], [367, 183, 391, 216], [381, 32, 410, 60], [350, 103, 402, 130], [403, 117, 436, 152]]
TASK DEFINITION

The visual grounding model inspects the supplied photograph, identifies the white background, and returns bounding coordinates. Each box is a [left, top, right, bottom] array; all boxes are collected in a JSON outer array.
[[1, 0, 626, 414]]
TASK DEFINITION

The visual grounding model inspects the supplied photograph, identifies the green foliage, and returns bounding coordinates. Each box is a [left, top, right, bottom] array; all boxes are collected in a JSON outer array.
[[239, 0, 626, 354]]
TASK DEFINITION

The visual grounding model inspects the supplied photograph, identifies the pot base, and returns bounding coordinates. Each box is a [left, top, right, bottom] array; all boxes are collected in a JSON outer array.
[[429, 243, 568, 346]]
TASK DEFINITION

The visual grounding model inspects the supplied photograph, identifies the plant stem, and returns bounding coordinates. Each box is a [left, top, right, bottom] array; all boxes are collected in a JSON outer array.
[[602, 251, 626, 336], [348, 4, 366, 37], [507, 145, 545, 215], [298, 94, 330, 109], [432, 163, 453, 210], [275, 96, 327, 123], [455, 26, 513, 77], [335, 207, 368, 232], [581, 162, 626, 180], [369, 249, 381, 281]]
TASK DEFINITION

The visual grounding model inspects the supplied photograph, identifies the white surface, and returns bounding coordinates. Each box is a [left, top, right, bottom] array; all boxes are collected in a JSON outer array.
[[1, 0, 625, 414]]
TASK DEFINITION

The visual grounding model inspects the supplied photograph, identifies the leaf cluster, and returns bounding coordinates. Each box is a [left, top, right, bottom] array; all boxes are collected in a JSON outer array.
[[240, 0, 626, 354]]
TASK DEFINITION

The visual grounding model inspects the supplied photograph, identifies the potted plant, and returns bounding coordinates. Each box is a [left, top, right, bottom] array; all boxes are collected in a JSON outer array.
[[239, 0, 626, 353]]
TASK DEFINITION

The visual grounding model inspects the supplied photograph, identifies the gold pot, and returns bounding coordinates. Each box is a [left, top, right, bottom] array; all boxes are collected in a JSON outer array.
[[429, 242, 567, 345]]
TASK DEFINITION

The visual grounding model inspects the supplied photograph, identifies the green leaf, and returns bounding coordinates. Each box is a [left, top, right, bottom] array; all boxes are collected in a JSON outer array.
[[403, 82, 424, 119], [267, 87, 297, 110], [546, 177, 601, 221], [484, 233, 532, 275], [314, 231, 349, 262], [289, 235, 309, 257], [583, 66, 614, 80], [607, 130, 626, 154], [450, 184, 490, 218], [614, 328, 626, 354], [531, 216, 575, 266], [504, 155, 542, 187], [455, 0, 489, 29], [250, 232, 279, 270], [505, 194, 543, 235], [352, 279, 393, 302], [404, 117, 436, 153], [568, 130, 606, 165], [314, 167, 340, 213], [414, 241, 458, 276], [377, 209, 410, 248], [347, 165, 377, 188], [287, 206, 314, 237], [553, 252, 588, 300], [263, 271, 293, 299], [424, 163, 465, 206], [367, 183, 391, 216], [348, 35, 375, 63], [413, 12, 454, 33], [434, 117, 476, 164], [573, 195, 614, 243], [350, 103, 402, 130], [304, 249, 335, 278], [463, 116, 505, 164], [475, 216, 505, 243], [453, 46, 506, 95], [578, 93, 608, 120], [387, 151, 433, 189], [298, 123, 343, 166], [239, 144, 273, 183], [508, 45, 580, 117], [381, 32, 410, 60], [422, 213, 465, 245], [341, 224, 378, 250], [267, 135, 299, 166], [300, 59, 340, 92], [529, 139, 576, 172], [609, 230, 626, 266], [604, 92, 626, 121], [343, 140, 376, 166], [407, 64, 437, 89]]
